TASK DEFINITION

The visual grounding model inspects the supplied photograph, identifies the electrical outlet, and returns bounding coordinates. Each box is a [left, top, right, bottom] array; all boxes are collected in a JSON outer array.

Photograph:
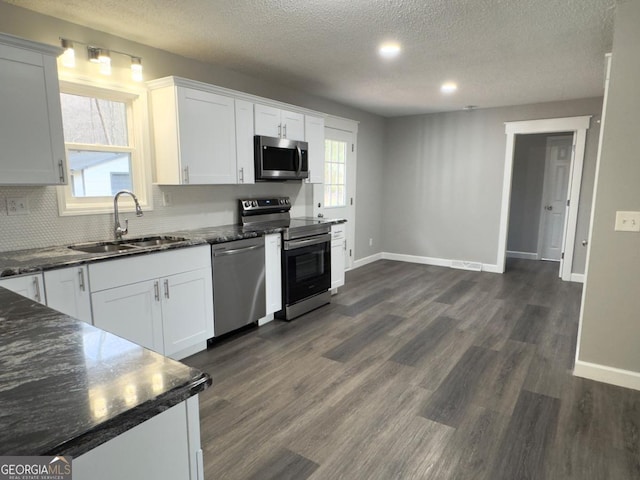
[[162, 192, 173, 207], [615, 211, 640, 232], [7, 196, 29, 216]]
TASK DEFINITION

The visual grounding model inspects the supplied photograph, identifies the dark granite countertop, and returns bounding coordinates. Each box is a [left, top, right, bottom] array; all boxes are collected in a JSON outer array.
[[0, 287, 211, 457], [0, 218, 345, 278]]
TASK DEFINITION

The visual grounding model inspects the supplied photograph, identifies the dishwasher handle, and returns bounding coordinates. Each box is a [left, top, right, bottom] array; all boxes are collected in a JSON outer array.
[[213, 243, 264, 257]]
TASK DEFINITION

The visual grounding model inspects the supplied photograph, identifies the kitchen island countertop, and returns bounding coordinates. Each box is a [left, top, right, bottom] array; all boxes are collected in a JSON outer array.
[[0, 287, 211, 457]]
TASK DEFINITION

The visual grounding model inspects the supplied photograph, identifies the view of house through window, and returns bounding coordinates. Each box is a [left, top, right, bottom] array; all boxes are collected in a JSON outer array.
[[60, 93, 133, 197], [324, 139, 347, 208]]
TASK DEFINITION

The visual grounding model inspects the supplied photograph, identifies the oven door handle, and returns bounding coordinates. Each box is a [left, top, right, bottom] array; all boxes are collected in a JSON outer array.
[[284, 234, 331, 250]]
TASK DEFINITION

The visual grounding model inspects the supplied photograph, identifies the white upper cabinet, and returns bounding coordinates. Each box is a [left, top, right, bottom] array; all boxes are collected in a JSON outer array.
[[305, 115, 325, 184], [235, 99, 255, 184], [0, 34, 66, 186], [255, 104, 305, 141], [149, 80, 237, 185]]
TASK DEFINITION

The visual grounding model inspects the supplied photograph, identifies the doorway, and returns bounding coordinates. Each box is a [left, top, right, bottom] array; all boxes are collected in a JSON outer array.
[[313, 122, 357, 271], [507, 132, 573, 265], [497, 116, 591, 280]]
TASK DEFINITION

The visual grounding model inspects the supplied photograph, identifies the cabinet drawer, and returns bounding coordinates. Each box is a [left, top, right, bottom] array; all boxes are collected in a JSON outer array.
[[331, 224, 346, 241], [89, 245, 211, 292]]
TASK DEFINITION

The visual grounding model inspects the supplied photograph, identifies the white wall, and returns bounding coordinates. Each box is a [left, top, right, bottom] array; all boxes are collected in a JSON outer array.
[[382, 97, 603, 273], [576, 1, 640, 381], [0, 2, 385, 257]]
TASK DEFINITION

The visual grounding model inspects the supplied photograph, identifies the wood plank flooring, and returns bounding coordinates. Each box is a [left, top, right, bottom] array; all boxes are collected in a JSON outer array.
[[184, 259, 640, 479]]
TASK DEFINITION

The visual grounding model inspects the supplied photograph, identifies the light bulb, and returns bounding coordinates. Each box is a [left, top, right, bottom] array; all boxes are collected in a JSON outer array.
[[131, 57, 143, 82], [60, 39, 75, 68], [98, 49, 111, 75]]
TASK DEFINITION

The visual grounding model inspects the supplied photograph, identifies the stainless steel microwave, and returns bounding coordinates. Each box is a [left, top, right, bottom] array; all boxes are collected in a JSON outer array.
[[254, 135, 309, 181]]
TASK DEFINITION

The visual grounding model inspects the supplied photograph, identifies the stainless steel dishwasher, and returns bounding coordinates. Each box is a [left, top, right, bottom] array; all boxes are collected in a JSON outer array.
[[211, 236, 266, 336]]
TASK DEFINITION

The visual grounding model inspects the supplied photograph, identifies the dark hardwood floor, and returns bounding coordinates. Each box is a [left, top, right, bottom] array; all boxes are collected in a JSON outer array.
[[184, 259, 640, 479]]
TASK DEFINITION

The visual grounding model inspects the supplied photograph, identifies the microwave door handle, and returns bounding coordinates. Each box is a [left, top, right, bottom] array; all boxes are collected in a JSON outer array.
[[296, 145, 302, 176]]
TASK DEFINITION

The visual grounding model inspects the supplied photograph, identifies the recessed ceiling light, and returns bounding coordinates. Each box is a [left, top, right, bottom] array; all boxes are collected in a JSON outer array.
[[378, 42, 401, 59], [441, 82, 458, 94]]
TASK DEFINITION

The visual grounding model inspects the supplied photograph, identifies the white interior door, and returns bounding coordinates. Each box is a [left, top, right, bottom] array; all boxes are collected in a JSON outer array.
[[539, 135, 573, 261], [314, 127, 356, 270]]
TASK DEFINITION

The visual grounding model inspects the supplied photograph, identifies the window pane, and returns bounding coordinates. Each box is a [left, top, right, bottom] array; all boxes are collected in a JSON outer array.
[[61, 93, 128, 146], [68, 150, 132, 197], [337, 143, 345, 163]]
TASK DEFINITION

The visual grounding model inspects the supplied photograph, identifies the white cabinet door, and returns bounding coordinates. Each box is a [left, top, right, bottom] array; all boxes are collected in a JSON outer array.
[[254, 104, 305, 141], [44, 266, 92, 323], [161, 268, 213, 359], [331, 224, 346, 290], [264, 234, 282, 315], [177, 87, 237, 184], [91, 280, 164, 353], [235, 99, 255, 184], [281, 110, 305, 141], [0, 273, 46, 304], [0, 36, 66, 185], [305, 115, 325, 184], [254, 104, 282, 138]]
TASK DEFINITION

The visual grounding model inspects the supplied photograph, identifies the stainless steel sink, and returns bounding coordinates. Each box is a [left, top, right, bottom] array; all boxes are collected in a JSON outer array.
[[70, 242, 138, 254], [68, 236, 187, 254], [126, 236, 187, 247]]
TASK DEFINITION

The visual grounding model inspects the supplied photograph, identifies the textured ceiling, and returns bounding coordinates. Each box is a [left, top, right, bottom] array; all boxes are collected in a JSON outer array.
[[6, 0, 616, 117]]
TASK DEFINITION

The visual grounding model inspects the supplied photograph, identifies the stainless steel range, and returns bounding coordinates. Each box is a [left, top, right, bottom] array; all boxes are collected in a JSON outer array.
[[240, 197, 331, 320]]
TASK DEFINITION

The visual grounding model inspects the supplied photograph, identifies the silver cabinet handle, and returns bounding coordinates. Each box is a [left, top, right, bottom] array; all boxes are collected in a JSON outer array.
[[154, 281, 160, 301], [183, 166, 190, 184], [344, 240, 347, 251], [283, 124, 287, 138], [278, 124, 282, 137], [239, 167, 244, 183], [58, 159, 66, 183], [78, 268, 85, 291], [33, 277, 41, 303], [164, 279, 170, 299]]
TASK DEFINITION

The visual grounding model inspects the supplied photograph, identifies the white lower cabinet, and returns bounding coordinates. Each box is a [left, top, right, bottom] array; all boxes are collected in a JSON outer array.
[[0, 273, 46, 304], [89, 246, 213, 360], [74, 396, 204, 480], [43, 266, 92, 323], [264, 233, 282, 315], [331, 224, 346, 290]]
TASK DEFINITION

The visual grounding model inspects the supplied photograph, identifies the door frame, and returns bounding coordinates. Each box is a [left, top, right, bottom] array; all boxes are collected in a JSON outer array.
[[497, 116, 591, 280], [317, 115, 358, 270]]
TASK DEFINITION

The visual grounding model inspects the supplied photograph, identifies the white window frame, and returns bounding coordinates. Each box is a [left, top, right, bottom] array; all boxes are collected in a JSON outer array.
[[324, 138, 348, 209], [57, 78, 152, 216]]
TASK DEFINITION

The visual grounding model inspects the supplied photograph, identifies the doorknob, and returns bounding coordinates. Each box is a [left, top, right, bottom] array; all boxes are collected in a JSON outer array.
[[545, 205, 553, 211], [582, 240, 588, 246]]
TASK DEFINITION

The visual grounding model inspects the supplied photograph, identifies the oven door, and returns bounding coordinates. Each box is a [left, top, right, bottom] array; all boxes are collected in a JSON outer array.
[[283, 234, 331, 305]]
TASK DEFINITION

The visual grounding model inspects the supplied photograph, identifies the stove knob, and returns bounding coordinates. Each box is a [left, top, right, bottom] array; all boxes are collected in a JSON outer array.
[[279, 198, 285, 205], [252, 200, 258, 207], [243, 201, 251, 208], [285, 198, 290, 205]]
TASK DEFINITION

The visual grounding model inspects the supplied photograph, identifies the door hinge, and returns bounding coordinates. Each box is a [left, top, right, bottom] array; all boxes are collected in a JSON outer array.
[[349, 249, 352, 257], [567, 199, 570, 207], [351, 144, 354, 152], [350, 197, 353, 206], [561, 252, 565, 260]]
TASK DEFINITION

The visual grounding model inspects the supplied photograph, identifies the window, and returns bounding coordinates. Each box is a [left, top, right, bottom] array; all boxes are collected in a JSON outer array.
[[57, 81, 150, 215], [324, 139, 347, 208]]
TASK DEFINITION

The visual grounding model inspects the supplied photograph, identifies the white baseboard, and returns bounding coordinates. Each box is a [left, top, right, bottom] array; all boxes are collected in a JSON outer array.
[[507, 250, 539, 260], [352, 253, 383, 269], [382, 252, 451, 267], [481, 263, 502, 273], [570, 273, 585, 283], [574, 360, 640, 391]]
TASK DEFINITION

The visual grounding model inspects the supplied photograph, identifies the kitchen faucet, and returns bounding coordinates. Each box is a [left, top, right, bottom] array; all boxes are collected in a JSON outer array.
[[113, 190, 143, 240]]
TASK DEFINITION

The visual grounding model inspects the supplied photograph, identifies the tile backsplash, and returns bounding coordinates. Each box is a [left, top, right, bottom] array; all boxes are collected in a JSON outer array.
[[0, 183, 311, 252]]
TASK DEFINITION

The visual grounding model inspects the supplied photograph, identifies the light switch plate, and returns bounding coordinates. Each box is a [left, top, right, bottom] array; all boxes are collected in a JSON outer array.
[[614, 211, 640, 232]]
